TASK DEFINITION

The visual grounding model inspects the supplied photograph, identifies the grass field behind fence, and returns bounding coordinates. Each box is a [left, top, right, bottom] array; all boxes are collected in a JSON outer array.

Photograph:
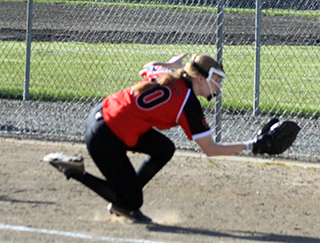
[[1, 41, 320, 117]]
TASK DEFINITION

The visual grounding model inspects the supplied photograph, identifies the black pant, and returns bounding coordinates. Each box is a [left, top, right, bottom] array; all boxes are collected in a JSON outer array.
[[70, 103, 175, 211]]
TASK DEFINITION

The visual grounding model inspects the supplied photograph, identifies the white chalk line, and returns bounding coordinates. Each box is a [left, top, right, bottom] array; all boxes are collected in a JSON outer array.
[[0, 224, 167, 243]]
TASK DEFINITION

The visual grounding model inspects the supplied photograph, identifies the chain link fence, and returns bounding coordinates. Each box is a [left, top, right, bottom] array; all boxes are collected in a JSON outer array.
[[1, 0, 319, 161]]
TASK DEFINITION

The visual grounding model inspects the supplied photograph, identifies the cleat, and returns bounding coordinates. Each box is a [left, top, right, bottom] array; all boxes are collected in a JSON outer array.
[[43, 152, 84, 179], [107, 203, 152, 223]]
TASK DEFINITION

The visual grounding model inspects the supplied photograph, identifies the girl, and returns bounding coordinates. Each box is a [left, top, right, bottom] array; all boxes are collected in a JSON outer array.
[[44, 53, 254, 223]]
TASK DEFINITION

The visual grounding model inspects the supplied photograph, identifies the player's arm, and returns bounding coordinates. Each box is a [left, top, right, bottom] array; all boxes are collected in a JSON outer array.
[[195, 134, 247, 157], [196, 118, 301, 157], [180, 93, 250, 156]]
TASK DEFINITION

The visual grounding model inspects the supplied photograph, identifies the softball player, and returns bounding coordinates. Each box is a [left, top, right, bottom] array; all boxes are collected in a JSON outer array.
[[44, 53, 253, 223]]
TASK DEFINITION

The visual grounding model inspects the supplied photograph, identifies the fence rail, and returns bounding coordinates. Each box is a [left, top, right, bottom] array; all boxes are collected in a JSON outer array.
[[1, 0, 319, 161]]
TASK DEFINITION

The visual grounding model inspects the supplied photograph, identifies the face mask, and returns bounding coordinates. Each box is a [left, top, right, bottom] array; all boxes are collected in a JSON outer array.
[[191, 61, 226, 101], [206, 67, 225, 101]]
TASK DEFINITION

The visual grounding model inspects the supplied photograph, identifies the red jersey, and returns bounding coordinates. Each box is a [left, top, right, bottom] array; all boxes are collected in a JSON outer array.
[[102, 67, 211, 147]]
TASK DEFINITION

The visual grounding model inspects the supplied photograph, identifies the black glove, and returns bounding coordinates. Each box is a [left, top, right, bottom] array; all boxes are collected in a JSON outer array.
[[252, 118, 301, 155]]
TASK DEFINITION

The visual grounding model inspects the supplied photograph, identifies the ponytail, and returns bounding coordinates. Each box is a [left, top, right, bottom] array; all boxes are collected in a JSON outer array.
[[132, 70, 185, 95]]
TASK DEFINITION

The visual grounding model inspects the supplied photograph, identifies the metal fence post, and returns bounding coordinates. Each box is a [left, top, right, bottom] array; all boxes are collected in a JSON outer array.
[[254, 0, 262, 116], [24, 0, 33, 101], [215, 0, 224, 143]]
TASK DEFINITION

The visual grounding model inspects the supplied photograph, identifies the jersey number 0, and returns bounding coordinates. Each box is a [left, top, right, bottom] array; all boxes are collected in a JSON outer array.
[[136, 86, 171, 110]]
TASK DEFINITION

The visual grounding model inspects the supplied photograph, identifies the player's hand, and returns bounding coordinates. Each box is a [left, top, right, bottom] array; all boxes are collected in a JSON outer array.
[[167, 53, 189, 69], [143, 53, 188, 69]]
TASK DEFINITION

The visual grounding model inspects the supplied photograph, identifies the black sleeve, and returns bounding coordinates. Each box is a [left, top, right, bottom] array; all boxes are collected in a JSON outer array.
[[182, 92, 211, 138]]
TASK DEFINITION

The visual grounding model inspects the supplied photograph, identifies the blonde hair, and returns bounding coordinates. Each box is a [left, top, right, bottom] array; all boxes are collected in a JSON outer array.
[[132, 54, 224, 95], [132, 70, 184, 95]]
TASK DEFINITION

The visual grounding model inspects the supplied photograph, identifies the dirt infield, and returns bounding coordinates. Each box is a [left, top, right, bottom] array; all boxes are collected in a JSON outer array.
[[1, 138, 320, 243], [1, 2, 320, 45]]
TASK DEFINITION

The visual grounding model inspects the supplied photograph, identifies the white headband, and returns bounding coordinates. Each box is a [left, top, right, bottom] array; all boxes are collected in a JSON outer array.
[[206, 67, 226, 80]]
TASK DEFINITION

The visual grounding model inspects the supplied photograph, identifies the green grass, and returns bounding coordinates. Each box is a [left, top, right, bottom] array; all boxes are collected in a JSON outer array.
[[0, 42, 205, 101], [222, 45, 320, 117], [1, 41, 320, 117], [227, 8, 320, 18]]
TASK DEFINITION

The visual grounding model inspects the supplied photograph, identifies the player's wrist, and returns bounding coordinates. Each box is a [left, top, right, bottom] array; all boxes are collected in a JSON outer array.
[[244, 140, 254, 150]]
